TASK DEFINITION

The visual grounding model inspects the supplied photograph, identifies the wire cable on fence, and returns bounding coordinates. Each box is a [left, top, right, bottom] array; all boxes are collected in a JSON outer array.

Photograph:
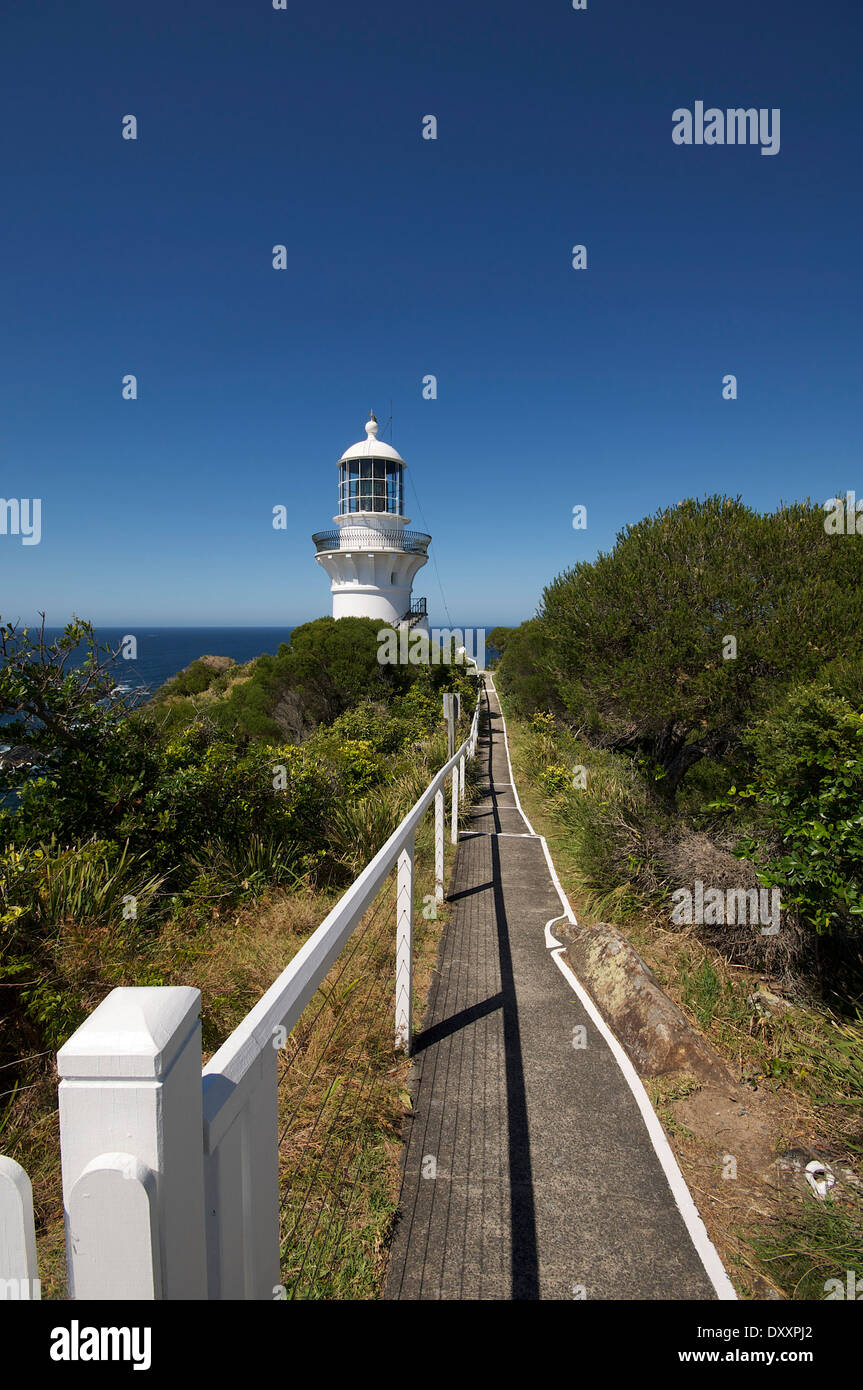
[[277, 922, 394, 1234], [276, 876, 395, 1143], [276, 871, 403, 1297], [300, 1041, 393, 1295], [279, 875, 395, 1200], [284, 975, 395, 1296], [0, 1049, 53, 1073]]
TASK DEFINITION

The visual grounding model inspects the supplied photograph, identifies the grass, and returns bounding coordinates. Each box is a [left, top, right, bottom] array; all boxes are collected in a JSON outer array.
[[748, 1194, 863, 1300], [0, 880, 341, 1299], [645, 1073, 700, 1141], [277, 880, 405, 1301]]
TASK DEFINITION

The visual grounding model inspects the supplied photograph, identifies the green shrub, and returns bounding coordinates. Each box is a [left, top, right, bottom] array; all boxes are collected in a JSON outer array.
[[185, 833, 310, 901], [513, 712, 666, 917], [0, 838, 165, 935], [486, 626, 514, 662], [727, 679, 863, 936], [0, 838, 169, 1049], [538, 764, 572, 795], [159, 660, 223, 699], [329, 740, 384, 796]]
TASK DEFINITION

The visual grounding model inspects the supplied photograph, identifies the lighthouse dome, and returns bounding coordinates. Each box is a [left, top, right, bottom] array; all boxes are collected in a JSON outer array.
[[336, 414, 407, 517], [338, 414, 405, 465]]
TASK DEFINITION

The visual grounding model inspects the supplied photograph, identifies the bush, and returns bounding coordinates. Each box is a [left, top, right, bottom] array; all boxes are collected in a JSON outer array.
[[496, 620, 559, 719], [513, 713, 667, 918], [329, 739, 383, 796], [727, 676, 863, 938], [0, 838, 165, 934], [538, 764, 572, 795], [486, 626, 514, 664], [159, 659, 224, 699], [4, 713, 335, 885], [326, 792, 405, 876], [184, 832, 311, 902]]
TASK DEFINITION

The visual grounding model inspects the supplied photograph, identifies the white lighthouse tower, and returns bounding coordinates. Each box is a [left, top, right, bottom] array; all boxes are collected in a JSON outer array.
[[312, 414, 430, 633]]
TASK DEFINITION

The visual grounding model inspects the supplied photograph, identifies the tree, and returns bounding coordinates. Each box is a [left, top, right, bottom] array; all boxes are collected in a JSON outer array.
[[0, 615, 134, 755], [0, 616, 164, 847], [277, 616, 408, 724], [495, 619, 559, 718], [535, 496, 863, 793]]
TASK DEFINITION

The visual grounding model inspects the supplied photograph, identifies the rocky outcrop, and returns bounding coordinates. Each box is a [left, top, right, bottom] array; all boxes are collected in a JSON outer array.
[[195, 655, 236, 673], [558, 917, 733, 1083]]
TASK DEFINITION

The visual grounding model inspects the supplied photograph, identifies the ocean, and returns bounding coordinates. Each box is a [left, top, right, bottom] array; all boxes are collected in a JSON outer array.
[[27, 624, 495, 698], [37, 627, 297, 698]]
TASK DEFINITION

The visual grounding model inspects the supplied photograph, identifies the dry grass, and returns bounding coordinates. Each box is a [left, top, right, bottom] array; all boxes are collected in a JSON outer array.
[[274, 809, 459, 1298], [0, 1068, 65, 1299]]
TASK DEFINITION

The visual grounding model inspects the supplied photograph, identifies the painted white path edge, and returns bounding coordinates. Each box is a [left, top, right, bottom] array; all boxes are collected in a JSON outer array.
[[486, 675, 738, 1301]]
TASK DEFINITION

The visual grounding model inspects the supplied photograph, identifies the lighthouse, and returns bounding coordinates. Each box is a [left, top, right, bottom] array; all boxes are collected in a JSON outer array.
[[312, 414, 430, 633]]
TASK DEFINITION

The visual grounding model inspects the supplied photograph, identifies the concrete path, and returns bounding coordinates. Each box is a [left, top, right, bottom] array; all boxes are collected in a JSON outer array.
[[386, 679, 733, 1301]]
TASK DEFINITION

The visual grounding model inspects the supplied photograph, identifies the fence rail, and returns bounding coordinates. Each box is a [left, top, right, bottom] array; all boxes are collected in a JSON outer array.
[[0, 695, 480, 1300]]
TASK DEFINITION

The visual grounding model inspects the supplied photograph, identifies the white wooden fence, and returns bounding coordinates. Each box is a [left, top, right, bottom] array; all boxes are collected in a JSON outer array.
[[0, 701, 480, 1300]]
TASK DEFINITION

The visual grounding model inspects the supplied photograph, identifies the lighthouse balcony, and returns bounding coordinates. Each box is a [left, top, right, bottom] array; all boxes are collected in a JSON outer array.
[[313, 527, 431, 556]]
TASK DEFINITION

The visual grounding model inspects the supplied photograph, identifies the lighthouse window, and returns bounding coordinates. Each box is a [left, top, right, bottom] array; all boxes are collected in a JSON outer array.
[[338, 460, 362, 514], [386, 463, 402, 513], [338, 458, 402, 514]]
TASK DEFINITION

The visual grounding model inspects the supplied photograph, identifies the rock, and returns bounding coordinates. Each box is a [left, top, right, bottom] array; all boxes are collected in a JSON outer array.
[[196, 655, 235, 673], [749, 985, 793, 1016], [558, 918, 733, 1083]]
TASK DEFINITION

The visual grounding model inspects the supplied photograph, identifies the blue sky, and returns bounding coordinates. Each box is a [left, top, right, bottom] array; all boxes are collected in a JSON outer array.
[[1, 0, 860, 628]]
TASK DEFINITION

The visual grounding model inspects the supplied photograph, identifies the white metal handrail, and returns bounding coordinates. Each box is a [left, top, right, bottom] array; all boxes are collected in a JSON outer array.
[[202, 695, 480, 1143]]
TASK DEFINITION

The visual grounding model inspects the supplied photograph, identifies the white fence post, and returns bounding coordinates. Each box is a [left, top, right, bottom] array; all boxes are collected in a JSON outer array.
[[434, 788, 445, 905], [201, 1045, 279, 1300], [459, 753, 466, 803], [451, 766, 459, 844], [57, 986, 207, 1300], [443, 692, 456, 760], [0, 1156, 40, 1298], [395, 833, 415, 1052]]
